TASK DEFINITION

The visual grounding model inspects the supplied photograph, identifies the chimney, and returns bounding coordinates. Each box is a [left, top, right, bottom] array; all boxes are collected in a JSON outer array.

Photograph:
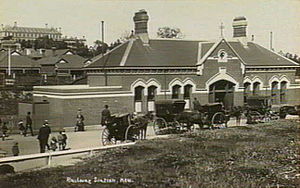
[[14, 21, 17, 27], [51, 47, 56, 56], [45, 23, 48, 28], [133, 9, 149, 45], [232, 16, 248, 46]]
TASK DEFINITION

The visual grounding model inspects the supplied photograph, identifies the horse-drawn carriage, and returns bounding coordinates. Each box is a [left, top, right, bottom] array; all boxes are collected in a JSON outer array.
[[153, 100, 229, 134], [245, 96, 279, 123], [101, 113, 148, 145]]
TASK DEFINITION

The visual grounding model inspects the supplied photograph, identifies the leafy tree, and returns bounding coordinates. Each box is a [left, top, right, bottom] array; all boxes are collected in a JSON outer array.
[[157, 27, 184, 39], [93, 40, 108, 56]]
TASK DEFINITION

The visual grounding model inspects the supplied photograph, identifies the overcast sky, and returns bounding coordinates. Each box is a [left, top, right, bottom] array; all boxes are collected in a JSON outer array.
[[0, 0, 299, 54]]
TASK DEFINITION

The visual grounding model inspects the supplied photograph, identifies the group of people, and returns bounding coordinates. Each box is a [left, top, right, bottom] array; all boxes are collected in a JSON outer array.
[[17, 112, 34, 137], [37, 120, 68, 153]]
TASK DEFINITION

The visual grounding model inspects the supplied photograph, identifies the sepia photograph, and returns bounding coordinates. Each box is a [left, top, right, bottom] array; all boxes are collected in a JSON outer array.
[[0, 0, 299, 187]]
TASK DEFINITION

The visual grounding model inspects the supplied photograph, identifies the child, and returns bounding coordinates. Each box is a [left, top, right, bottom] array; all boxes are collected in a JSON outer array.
[[1, 122, 8, 141], [62, 131, 68, 150], [50, 137, 58, 151], [12, 142, 19, 156], [18, 120, 25, 135]]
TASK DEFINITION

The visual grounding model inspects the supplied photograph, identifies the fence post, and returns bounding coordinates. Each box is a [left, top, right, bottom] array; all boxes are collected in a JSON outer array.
[[46, 154, 52, 167], [89, 150, 94, 156]]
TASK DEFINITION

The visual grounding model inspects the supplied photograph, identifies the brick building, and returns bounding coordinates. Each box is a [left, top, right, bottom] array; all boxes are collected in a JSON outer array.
[[32, 10, 300, 128], [0, 22, 62, 42]]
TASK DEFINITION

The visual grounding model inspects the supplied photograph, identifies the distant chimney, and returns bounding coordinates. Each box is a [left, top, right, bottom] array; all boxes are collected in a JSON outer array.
[[51, 47, 56, 56], [233, 16, 248, 46], [251, 35, 254, 41], [133, 9, 149, 45], [45, 23, 48, 28], [14, 21, 17, 27]]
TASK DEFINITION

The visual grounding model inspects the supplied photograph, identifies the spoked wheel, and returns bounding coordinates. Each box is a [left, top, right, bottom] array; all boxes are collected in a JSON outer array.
[[211, 112, 226, 129], [101, 128, 116, 146], [125, 124, 138, 142], [153, 118, 167, 135]]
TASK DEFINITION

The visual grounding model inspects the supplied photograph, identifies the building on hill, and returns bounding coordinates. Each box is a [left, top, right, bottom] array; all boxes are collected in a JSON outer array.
[[37, 49, 90, 84], [0, 22, 62, 42], [0, 50, 41, 87], [32, 10, 300, 128]]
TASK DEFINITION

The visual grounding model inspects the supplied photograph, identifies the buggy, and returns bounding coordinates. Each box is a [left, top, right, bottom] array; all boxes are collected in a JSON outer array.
[[101, 113, 148, 146], [153, 100, 228, 134], [245, 96, 278, 123]]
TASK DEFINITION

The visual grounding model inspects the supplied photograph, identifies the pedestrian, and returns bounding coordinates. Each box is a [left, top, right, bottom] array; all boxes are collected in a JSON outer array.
[[101, 105, 111, 126], [57, 131, 67, 150], [50, 137, 58, 151], [193, 98, 203, 112], [75, 109, 85, 131], [24, 112, 34, 136], [1, 122, 8, 141], [37, 120, 51, 153], [234, 106, 242, 126], [18, 120, 25, 135], [11, 142, 19, 156]]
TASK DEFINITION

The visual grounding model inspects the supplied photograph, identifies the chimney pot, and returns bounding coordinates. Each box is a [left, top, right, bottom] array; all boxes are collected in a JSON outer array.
[[133, 10, 149, 45]]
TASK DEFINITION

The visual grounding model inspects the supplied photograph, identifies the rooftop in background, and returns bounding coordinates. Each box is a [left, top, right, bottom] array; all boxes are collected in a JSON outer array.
[[0, 23, 62, 41]]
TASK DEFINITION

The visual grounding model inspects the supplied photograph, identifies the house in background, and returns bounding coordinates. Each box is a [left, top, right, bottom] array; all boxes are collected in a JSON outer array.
[[0, 50, 41, 87], [37, 49, 90, 84]]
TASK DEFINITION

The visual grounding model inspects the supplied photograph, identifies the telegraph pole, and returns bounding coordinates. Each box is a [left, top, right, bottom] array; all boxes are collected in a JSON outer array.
[[101, 21, 108, 86], [270, 31, 273, 51]]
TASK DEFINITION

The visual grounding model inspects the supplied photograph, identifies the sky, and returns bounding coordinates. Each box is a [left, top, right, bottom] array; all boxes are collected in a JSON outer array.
[[0, 0, 300, 54]]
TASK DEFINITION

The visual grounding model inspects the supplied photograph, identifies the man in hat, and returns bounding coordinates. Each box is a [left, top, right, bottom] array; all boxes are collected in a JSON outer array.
[[101, 105, 111, 126], [37, 120, 51, 153], [24, 112, 34, 136]]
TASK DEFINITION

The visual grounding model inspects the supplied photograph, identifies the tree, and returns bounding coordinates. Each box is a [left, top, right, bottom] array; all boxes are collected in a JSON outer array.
[[157, 27, 184, 39], [93, 40, 108, 56]]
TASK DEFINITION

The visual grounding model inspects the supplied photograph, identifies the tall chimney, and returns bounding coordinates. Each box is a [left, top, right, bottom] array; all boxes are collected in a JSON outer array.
[[232, 16, 248, 46], [133, 9, 149, 45]]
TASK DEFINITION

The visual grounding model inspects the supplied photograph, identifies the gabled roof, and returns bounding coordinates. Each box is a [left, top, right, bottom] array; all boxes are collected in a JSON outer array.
[[37, 54, 88, 69], [87, 39, 205, 68], [0, 51, 40, 68], [86, 38, 299, 68]]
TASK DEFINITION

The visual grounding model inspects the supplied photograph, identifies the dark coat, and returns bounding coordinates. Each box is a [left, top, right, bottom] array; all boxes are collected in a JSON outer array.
[[26, 115, 32, 126], [101, 108, 111, 124], [37, 125, 51, 141]]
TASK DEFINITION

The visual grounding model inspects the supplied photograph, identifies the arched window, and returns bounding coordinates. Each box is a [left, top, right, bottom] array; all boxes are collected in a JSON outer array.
[[172, 85, 181, 99], [271, 81, 279, 104], [244, 82, 251, 103], [253, 82, 260, 95], [134, 86, 144, 102], [280, 81, 287, 104], [147, 86, 157, 101], [184, 84, 192, 99]]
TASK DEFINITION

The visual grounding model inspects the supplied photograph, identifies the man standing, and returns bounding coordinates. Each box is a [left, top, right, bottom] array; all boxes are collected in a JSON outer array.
[[101, 105, 111, 126], [193, 98, 203, 112], [37, 120, 51, 153], [24, 112, 34, 136]]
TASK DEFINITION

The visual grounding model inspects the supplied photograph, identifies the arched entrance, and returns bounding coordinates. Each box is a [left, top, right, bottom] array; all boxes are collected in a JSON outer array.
[[209, 80, 235, 109]]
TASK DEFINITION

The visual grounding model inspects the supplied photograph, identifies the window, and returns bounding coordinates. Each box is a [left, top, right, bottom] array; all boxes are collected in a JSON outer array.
[[280, 81, 287, 104], [253, 82, 260, 95], [184, 84, 192, 99], [218, 49, 228, 62], [172, 85, 181, 99], [147, 86, 157, 101], [134, 86, 144, 101], [271, 81, 279, 104]]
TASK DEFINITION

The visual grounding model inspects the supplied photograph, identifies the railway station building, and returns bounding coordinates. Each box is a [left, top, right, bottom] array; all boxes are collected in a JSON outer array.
[[32, 10, 300, 128]]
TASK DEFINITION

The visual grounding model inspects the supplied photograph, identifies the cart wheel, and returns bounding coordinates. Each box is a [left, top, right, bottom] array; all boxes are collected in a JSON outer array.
[[125, 124, 137, 142], [153, 118, 167, 134], [211, 112, 226, 128], [101, 128, 116, 146]]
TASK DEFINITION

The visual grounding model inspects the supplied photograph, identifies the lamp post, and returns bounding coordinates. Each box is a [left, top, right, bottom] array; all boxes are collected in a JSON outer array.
[[101, 20, 108, 86]]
